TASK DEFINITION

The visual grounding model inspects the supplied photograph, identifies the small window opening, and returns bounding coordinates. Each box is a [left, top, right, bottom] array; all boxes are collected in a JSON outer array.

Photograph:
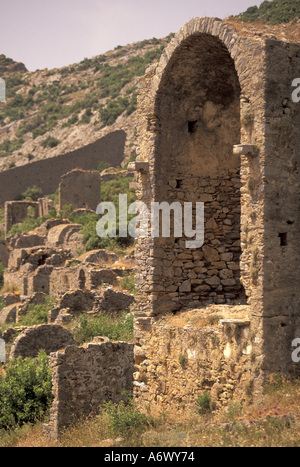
[[188, 120, 197, 134], [279, 232, 287, 246]]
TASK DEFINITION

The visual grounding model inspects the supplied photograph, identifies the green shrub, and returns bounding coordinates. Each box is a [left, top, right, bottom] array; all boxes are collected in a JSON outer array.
[[74, 312, 134, 345], [41, 136, 60, 148], [101, 393, 151, 437], [236, 0, 300, 24], [196, 392, 212, 414], [62, 113, 78, 128], [17, 296, 55, 326], [21, 185, 43, 201], [97, 160, 110, 172], [68, 178, 136, 253], [99, 97, 130, 126], [120, 273, 136, 294], [0, 137, 24, 157], [0, 262, 6, 288], [0, 351, 53, 430], [8, 209, 57, 236]]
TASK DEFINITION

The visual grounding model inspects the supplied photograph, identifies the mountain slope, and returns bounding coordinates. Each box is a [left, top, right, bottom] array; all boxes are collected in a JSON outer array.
[[0, 2, 300, 175], [234, 0, 300, 24], [0, 35, 174, 172]]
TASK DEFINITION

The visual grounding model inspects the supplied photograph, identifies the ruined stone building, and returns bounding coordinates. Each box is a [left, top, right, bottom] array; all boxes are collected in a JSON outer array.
[[1, 16, 300, 438], [132, 17, 300, 410]]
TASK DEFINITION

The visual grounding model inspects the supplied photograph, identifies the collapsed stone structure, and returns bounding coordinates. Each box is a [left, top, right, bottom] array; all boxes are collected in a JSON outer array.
[[5, 198, 54, 235], [1, 16, 300, 439], [132, 17, 300, 410]]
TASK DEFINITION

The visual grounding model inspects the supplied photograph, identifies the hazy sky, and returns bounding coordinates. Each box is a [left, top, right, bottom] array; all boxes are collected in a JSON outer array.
[[1, 0, 263, 71]]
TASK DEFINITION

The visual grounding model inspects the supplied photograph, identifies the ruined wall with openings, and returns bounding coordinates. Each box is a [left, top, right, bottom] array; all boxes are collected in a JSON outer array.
[[133, 17, 300, 412], [5, 199, 54, 235]]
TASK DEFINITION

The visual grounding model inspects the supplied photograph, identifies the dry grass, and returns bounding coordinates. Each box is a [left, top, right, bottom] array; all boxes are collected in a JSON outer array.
[[2, 375, 300, 447], [227, 18, 300, 43]]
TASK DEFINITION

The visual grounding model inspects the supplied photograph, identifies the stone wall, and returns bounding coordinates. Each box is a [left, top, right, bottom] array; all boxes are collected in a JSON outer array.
[[0, 130, 125, 205], [133, 17, 300, 411], [5, 201, 39, 235], [44, 341, 134, 440], [134, 307, 255, 411], [5, 198, 54, 235], [9, 324, 76, 359], [58, 169, 101, 211]]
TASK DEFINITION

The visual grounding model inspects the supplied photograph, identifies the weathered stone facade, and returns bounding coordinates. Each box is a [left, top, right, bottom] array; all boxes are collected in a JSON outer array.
[[4, 199, 53, 235], [58, 169, 101, 211], [133, 18, 300, 411], [44, 341, 134, 440], [9, 324, 76, 359]]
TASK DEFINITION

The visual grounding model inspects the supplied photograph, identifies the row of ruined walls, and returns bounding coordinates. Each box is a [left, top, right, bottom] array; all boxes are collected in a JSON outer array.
[[0, 130, 125, 205]]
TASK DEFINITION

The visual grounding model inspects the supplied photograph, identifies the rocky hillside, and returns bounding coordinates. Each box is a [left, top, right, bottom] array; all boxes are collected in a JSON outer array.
[[0, 35, 174, 172], [0, 4, 300, 175], [233, 0, 300, 24]]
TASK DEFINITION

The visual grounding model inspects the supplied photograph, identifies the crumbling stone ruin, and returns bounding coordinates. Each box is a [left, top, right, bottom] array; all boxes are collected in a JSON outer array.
[[5, 199, 54, 235], [132, 17, 300, 411], [1, 15, 300, 441], [58, 169, 101, 211], [44, 341, 134, 440], [0, 147, 134, 438]]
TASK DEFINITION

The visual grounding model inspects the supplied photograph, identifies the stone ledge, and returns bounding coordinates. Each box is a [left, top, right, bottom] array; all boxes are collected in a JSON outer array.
[[127, 161, 149, 173], [233, 144, 256, 157], [219, 319, 251, 327]]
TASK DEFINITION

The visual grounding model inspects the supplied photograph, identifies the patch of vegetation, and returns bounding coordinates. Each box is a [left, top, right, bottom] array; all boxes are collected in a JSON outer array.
[[0, 137, 24, 157], [101, 392, 154, 437], [235, 0, 300, 24], [41, 135, 60, 148], [0, 351, 53, 430], [120, 273, 136, 294], [18, 184, 43, 201], [17, 296, 56, 327], [67, 177, 136, 253], [99, 94, 137, 126], [8, 209, 57, 236], [73, 312, 134, 345], [0, 262, 6, 288], [196, 392, 213, 414]]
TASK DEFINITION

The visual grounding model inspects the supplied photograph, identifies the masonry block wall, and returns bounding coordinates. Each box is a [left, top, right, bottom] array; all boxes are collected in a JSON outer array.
[[133, 17, 300, 412], [58, 169, 101, 211], [44, 342, 134, 440], [5, 198, 54, 235]]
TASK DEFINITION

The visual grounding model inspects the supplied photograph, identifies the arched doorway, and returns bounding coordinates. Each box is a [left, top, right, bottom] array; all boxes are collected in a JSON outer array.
[[151, 32, 246, 313]]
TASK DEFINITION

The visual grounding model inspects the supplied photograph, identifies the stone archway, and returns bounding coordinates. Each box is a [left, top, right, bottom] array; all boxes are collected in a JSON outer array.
[[133, 17, 267, 410], [133, 17, 300, 411], [151, 30, 246, 313]]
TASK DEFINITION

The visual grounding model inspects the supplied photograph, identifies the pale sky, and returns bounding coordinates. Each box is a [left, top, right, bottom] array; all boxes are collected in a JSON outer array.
[[0, 0, 263, 71]]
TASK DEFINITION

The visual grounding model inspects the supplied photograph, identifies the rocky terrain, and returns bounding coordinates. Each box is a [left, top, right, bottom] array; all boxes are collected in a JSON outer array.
[[0, 35, 174, 172]]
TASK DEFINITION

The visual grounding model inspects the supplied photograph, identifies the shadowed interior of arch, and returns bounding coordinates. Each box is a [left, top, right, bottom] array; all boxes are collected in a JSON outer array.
[[152, 32, 247, 311]]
